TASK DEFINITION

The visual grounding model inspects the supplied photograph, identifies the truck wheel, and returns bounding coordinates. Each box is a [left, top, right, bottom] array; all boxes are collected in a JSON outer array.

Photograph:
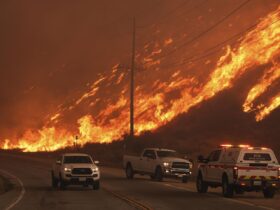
[[155, 167, 163, 182], [222, 176, 234, 198], [51, 171, 58, 188], [59, 174, 66, 190], [182, 176, 188, 183], [196, 174, 208, 193], [93, 181, 100, 190], [263, 188, 275, 198], [126, 164, 134, 179]]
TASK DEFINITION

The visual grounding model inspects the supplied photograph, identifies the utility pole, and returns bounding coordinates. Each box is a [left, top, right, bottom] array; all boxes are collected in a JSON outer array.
[[130, 17, 136, 139]]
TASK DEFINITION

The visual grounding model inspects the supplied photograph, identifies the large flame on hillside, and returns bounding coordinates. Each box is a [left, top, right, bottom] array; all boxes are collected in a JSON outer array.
[[1, 5, 280, 152]]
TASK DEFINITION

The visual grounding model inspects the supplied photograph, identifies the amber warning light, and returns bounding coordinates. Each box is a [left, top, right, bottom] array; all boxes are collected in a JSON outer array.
[[220, 144, 251, 148]]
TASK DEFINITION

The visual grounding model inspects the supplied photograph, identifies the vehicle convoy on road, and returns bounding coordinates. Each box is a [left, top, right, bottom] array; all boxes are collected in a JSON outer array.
[[123, 148, 192, 182], [51, 153, 100, 190], [196, 144, 280, 198]]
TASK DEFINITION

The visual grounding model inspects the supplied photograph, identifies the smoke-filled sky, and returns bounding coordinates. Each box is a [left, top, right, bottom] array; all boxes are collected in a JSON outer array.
[[0, 0, 156, 138], [0, 0, 279, 150]]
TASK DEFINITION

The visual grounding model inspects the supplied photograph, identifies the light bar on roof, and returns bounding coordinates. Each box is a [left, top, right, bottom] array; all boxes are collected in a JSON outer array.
[[220, 144, 233, 147], [238, 144, 250, 148]]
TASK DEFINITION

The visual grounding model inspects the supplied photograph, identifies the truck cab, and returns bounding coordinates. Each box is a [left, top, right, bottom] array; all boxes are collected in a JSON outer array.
[[197, 145, 280, 198]]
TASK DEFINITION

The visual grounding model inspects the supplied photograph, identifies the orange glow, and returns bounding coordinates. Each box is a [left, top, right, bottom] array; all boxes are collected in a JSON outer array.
[[243, 63, 280, 113], [0, 6, 280, 152], [255, 93, 280, 121]]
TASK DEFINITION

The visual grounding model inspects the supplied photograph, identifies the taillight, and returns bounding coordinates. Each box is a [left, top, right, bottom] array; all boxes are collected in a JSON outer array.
[[233, 166, 238, 180], [278, 168, 280, 180]]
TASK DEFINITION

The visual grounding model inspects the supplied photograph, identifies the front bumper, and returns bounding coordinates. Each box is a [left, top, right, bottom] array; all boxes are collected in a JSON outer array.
[[62, 173, 100, 184], [163, 168, 191, 178]]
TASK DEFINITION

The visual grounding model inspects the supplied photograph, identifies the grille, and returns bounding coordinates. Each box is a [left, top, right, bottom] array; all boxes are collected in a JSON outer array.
[[72, 168, 92, 175], [172, 162, 189, 169]]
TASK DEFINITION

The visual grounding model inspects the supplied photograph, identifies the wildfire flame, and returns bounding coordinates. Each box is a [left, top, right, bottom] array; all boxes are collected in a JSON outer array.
[[1, 5, 280, 152]]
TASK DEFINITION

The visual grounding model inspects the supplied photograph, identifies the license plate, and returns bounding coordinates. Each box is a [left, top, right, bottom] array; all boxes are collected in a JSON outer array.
[[79, 177, 86, 182], [253, 181, 262, 186]]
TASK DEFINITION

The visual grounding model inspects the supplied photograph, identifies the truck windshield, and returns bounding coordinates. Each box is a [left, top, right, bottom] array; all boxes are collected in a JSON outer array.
[[243, 153, 271, 161], [157, 151, 180, 158], [64, 156, 92, 164]]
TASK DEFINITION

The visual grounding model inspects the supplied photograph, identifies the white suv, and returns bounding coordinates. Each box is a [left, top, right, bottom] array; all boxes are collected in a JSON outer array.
[[51, 153, 100, 190], [196, 145, 280, 198]]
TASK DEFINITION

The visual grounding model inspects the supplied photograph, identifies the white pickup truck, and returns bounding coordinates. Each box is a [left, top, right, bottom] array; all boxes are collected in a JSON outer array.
[[197, 145, 280, 198], [123, 148, 192, 182], [51, 153, 100, 190]]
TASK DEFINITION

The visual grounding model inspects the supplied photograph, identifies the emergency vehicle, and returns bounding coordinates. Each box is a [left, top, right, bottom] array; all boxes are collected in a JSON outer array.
[[196, 144, 280, 198]]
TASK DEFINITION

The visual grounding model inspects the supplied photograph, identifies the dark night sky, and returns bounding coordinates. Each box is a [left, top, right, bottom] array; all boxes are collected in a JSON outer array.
[[0, 0, 279, 143]]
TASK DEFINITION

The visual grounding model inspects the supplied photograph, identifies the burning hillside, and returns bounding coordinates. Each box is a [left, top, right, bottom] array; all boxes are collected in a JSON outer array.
[[0, 1, 279, 152]]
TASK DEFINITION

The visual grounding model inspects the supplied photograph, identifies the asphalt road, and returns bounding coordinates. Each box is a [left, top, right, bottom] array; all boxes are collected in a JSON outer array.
[[0, 153, 279, 210]]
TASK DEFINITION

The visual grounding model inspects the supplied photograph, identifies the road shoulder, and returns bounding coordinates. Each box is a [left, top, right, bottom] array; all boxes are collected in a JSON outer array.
[[0, 170, 25, 210]]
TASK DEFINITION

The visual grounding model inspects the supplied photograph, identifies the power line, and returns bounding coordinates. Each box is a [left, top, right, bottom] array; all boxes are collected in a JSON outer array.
[[143, 0, 251, 64], [135, 0, 208, 46], [137, 17, 280, 73]]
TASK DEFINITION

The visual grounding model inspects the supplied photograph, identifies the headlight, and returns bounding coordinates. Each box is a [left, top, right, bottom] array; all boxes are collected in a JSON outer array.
[[92, 167, 99, 173], [163, 162, 170, 167], [64, 167, 71, 172], [189, 163, 193, 169]]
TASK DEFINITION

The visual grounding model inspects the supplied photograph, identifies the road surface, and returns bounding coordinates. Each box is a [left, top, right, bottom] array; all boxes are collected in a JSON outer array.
[[0, 153, 279, 210]]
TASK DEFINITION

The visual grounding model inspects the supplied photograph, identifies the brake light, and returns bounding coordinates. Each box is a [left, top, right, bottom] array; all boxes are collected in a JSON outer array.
[[261, 147, 268, 150], [233, 166, 238, 180], [278, 168, 280, 180]]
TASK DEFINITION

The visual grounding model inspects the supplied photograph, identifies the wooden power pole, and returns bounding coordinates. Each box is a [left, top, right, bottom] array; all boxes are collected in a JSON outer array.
[[130, 17, 136, 139]]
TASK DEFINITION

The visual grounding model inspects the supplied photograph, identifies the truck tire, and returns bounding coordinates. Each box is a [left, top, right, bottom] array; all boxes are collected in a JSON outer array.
[[222, 176, 234, 198], [155, 167, 163, 182], [126, 164, 134, 179], [93, 181, 100, 190], [51, 171, 58, 188], [263, 187, 275, 198], [59, 174, 66, 190], [196, 173, 208, 193]]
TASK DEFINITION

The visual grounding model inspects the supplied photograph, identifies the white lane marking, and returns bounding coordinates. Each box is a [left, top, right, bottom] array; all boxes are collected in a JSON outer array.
[[160, 183, 276, 210], [0, 169, 26, 210]]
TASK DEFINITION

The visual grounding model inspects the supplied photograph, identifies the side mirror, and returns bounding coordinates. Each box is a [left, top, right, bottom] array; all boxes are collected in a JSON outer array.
[[56, 160, 61, 165], [94, 161, 100, 165]]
